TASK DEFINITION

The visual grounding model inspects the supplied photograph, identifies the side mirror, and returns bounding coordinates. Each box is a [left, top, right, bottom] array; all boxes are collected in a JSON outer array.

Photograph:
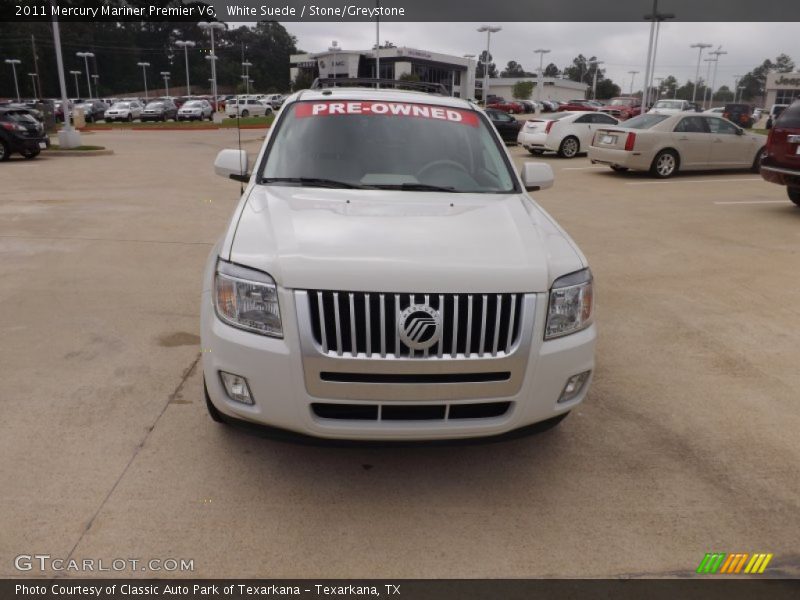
[[520, 162, 554, 192], [214, 149, 249, 182]]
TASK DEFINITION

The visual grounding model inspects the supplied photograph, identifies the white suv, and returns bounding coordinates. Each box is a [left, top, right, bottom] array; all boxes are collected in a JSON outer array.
[[203, 87, 596, 441]]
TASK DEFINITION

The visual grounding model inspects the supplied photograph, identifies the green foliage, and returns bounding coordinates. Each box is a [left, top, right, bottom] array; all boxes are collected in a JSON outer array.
[[292, 70, 315, 91], [398, 72, 421, 82], [511, 80, 534, 100], [501, 61, 526, 78]]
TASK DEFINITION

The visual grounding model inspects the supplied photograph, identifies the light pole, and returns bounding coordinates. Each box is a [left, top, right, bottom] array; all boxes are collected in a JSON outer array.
[[4, 59, 21, 101], [628, 70, 639, 95], [91, 73, 99, 96], [175, 40, 195, 96], [733, 75, 743, 102], [690, 43, 712, 104], [328, 41, 340, 85], [703, 57, 715, 109], [198, 21, 224, 108], [137, 61, 150, 101], [51, 3, 80, 147], [533, 49, 550, 108], [642, 2, 674, 111], [76, 51, 94, 98], [653, 77, 664, 103], [589, 60, 604, 100], [708, 47, 727, 108], [477, 25, 501, 103], [160, 71, 170, 97], [28, 72, 38, 97], [463, 54, 476, 99], [737, 86, 745, 103], [69, 69, 81, 98], [242, 60, 252, 94]]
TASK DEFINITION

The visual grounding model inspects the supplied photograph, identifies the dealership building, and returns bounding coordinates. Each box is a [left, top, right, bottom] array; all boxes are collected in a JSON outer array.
[[480, 77, 589, 103], [290, 47, 477, 98], [764, 72, 800, 107]]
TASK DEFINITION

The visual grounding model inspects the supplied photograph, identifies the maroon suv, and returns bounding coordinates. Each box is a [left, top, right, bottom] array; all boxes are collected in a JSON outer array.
[[760, 100, 800, 206]]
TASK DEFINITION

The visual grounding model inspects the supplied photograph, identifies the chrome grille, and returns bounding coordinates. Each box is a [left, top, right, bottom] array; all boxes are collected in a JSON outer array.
[[306, 291, 523, 359]]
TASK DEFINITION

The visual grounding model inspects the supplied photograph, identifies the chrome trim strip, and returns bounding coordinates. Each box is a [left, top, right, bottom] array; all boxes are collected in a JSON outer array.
[[761, 164, 800, 177], [379, 293, 386, 358], [506, 297, 516, 354], [365, 293, 372, 358], [465, 294, 473, 357], [316, 291, 327, 353], [333, 292, 342, 356], [492, 294, 502, 356], [348, 292, 357, 358], [478, 294, 488, 356], [437, 294, 445, 358]]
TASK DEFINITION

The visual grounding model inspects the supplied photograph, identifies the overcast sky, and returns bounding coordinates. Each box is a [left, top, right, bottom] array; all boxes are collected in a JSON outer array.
[[277, 22, 799, 91]]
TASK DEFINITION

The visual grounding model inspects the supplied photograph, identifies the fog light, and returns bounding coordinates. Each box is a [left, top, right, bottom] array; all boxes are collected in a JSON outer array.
[[219, 371, 254, 405], [558, 370, 591, 403]]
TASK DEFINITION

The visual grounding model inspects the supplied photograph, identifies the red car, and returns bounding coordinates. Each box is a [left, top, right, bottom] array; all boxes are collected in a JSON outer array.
[[486, 98, 524, 114], [599, 97, 642, 120], [558, 99, 599, 112], [760, 99, 800, 206]]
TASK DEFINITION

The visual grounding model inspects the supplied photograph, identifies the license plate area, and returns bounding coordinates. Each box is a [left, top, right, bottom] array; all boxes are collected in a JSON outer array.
[[602, 135, 617, 145], [38, 142, 47, 149]]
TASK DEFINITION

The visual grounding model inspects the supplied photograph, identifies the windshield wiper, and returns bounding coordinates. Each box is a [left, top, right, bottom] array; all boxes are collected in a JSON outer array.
[[371, 183, 458, 192], [261, 177, 367, 189]]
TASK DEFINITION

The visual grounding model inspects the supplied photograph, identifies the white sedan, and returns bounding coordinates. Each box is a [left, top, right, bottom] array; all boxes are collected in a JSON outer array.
[[589, 112, 767, 178], [225, 97, 273, 118], [648, 99, 695, 115], [177, 100, 213, 121], [517, 111, 620, 158]]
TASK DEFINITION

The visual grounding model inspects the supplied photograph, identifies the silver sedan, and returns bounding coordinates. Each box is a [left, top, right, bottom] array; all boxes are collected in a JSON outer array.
[[588, 112, 767, 178]]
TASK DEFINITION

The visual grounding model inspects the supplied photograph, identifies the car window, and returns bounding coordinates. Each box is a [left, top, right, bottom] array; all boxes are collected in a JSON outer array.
[[574, 114, 593, 124], [674, 116, 708, 133], [623, 114, 669, 129], [593, 113, 617, 124], [261, 100, 517, 194], [775, 103, 800, 128], [706, 118, 739, 135]]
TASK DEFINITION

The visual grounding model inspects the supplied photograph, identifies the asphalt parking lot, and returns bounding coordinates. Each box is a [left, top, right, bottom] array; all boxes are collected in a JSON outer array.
[[2, 129, 799, 579]]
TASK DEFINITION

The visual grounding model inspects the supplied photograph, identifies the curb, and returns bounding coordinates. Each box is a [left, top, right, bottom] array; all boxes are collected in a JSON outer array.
[[43, 149, 114, 157]]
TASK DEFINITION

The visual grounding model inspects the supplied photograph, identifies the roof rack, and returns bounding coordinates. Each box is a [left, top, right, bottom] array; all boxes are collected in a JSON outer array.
[[310, 78, 449, 96]]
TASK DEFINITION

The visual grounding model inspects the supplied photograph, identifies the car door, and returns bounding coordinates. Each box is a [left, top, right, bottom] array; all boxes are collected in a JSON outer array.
[[671, 116, 713, 168], [570, 114, 595, 148], [706, 117, 752, 168]]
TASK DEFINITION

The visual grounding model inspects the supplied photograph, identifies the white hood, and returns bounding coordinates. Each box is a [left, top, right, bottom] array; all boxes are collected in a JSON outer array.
[[225, 186, 584, 293]]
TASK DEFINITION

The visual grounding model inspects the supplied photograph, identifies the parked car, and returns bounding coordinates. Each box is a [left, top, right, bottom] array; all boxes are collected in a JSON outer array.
[[558, 99, 599, 112], [0, 106, 49, 161], [598, 97, 642, 120], [722, 103, 754, 129], [177, 99, 213, 121], [518, 111, 620, 158], [588, 112, 766, 178], [104, 101, 143, 122], [649, 99, 694, 115], [517, 99, 536, 113], [752, 107, 764, 121], [541, 100, 559, 112], [53, 100, 71, 122], [760, 100, 800, 206], [766, 104, 789, 129], [485, 107, 523, 142], [141, 100, 178, 122], [703, 107, 725, 115], [225, 97, 273, 118], [204, 87, 595, 440], [487, 98, 525, 114], [73, 99, 108, 123]]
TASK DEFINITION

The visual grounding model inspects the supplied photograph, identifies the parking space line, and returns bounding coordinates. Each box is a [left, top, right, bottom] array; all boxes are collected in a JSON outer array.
[[626, 178, 762, 186], [714, 200, 788, 205], [561, 166, 608, 171]]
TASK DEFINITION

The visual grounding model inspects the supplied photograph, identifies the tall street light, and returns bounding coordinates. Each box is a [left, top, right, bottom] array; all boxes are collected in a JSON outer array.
[[628, 70, 639, 95], [708, 47, 727, 108], [91, 73, 99, 96], [463, 54, 476, 100], [534, 48, 550, 107], [477, 25, 501, 103], [69, 69, 81, 98], [137, 61, 150, 101], [175, 40, 195, 96], [5, 59, 21, 101], [642, 2, 674, 111], [690, 43, 712, 104], [198, 21, 224, 109], [242, 60, 252, 94], [589, 60, 604, 100], [76, 51, 94, 98], [733, 75, 743, 102], [328, 41, 340, 85], [28, 72, 38, 97], [702, 57, 715, 109], [160, 71, 170, 96]]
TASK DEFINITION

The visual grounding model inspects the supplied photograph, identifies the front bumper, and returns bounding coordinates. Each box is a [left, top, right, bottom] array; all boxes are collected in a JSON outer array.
[[201, 274, 596, 441], [8, 133, 49, 153]]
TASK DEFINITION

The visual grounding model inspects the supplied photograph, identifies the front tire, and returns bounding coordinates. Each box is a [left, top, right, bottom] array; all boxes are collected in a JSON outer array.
[[0, 140, 9, 161], [650, 149, 679, 178], [558, 136, 580, 158], [789, 187, 800, 207], [751, 148, 765, 173], [204, 378, 226, 424], [240, 110, 249, 118]]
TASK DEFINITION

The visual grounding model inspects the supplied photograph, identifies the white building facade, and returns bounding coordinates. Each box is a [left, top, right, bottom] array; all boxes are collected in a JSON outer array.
[[481, 77, 589, 103], [765, 72, 800, 108]]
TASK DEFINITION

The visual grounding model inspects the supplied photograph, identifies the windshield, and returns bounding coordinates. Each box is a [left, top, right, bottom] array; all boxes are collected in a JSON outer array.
[[609, 98, 633, 106], [111, 103, 130, 109], [260, 100, 517, 193], [622, 114, 669, 129], [184, 101, 202, 108], [653, 100, 682, 109], [145, 102, 164, 109], [2, 111, 38, 124]]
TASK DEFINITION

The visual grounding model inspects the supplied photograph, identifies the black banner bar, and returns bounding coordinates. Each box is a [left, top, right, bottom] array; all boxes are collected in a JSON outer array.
[[3, 579, 800, 600]]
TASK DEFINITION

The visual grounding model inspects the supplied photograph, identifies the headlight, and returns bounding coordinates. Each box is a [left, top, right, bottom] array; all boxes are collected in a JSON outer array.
[[214, 260, 282, 337], [545, 268, 593, 340]]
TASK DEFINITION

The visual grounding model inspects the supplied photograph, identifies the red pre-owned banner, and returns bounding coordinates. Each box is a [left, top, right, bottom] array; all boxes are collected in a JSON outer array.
[[294, 101, 480, 127]]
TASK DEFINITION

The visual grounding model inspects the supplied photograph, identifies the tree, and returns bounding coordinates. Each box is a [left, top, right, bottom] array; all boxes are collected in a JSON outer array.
[[659, 75, 678, 98], [475, 51, 498, 79], [512, 80, 534, 99], [713, 85, 734, 102], [595, 79, 621, 100], [543, 63, 561, 78], [774, 53, 795, 73], [292, 70, 314, 92], [500, 61, 526, 78]]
